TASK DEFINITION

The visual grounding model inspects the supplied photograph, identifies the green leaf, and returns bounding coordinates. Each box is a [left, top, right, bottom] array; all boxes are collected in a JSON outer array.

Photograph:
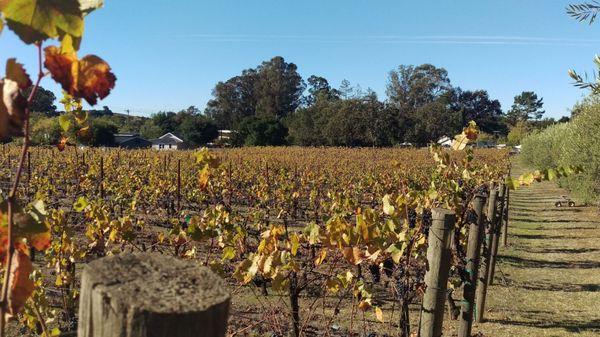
[[546, 168, 558, 181], [58, 114, 71, 132], [0, 20, 4, 35], [73, 196, 88, 212], [303, 222, 320, 245], [222, 246, 235, 260], [505, 176, 517, 190], [3, 0, 84, 44]]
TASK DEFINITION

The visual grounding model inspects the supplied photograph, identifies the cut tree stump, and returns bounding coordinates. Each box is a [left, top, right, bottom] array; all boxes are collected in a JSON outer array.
[[78, 252, 230, 337]]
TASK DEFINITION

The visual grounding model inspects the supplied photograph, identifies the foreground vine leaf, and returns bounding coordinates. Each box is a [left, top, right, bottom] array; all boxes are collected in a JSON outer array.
[[3, 0, 84, 44], [0, 199, 51, 255], [0, 79, 27, 141], [6, 58, 32, 89], [44, 46, 116, 105], [79, 0, 103, 14], [6, 250, 34, 317]]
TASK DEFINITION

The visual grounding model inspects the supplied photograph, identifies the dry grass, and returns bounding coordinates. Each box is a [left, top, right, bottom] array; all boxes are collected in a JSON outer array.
[[451, 158, 600, 337]]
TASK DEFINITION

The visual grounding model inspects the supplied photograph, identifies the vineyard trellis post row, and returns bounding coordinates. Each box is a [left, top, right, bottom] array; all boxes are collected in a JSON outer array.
[[458, 193, 487, 337], [488, 182, 507, 286], [177, 159, 182, 211], [99, 156, 105, 199], [78, 252, 230, 337], [501, 184, 510, 247], [475, 183, 498, 323], [419, 208, 455, 337]]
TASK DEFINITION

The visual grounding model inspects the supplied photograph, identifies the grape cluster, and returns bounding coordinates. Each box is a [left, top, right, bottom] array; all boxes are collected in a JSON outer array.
[[421, 208, 432, 236], [368, 264, 381, 283], [466, 208, 478, 224], [383, 258, 394, 277], [408, 208, 417, 229]]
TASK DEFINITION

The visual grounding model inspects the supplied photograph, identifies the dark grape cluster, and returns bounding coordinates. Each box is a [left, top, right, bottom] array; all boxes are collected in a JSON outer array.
[[383, 258, 394, 277], [466, 208, 478, 224], [408, 208, 417, 228], [421, 208, 432, 236], [368, 264, 381, 283]]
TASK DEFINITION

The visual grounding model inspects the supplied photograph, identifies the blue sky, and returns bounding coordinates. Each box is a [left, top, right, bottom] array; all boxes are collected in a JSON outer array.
[[2, 0, 599, 118]]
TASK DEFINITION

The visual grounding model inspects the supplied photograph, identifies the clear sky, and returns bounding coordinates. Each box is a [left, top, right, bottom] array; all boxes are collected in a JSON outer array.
[[2, 0, 599, 118]]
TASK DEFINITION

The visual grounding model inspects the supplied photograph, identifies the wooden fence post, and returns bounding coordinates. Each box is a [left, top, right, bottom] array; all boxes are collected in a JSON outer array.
[[78, 253, 230, 337], [475, 184, 498, 323], [99, 156, 105, 199], [458, 193, 487, 337], [501, 186, 510, 247], [27, 151, 31, 184], [419, 208, 455, 337], [177, 159, 181, 211], [488, 183, 506, 286]]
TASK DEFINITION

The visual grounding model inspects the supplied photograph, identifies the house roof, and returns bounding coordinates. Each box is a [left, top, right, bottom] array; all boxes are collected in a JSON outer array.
[[152, 133, 185, 145], [114, 133, 145, 144]]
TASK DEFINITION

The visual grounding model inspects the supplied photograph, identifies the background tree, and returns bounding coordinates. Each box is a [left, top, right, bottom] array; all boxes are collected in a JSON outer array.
[[151, 111, 179, 134], [24, 85, 57, 116], [447, 88, 506, 134], [139, 119, 163, 139], [506, 91, 545, 124], [507, 120, 531, 145], [254, 57, 305, 120], [205, 56, 304, 145], [386, 64, 452, 111], [31, 117, 61, 145], [82, 119, 119, 147], [179, 111, 219, 146]]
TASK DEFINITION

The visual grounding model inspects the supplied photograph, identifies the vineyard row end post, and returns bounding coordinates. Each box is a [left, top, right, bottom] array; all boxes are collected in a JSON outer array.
[[457, 193, 487, 337], [488, 183, 506, 286], [475, 183, 498, 323], [501, 184, 510, 247], [419, 208, 455, 337], [78, 252, 230, 337]]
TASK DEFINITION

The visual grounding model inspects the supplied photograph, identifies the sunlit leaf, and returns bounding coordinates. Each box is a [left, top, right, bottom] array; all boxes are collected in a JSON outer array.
[[342, 246, 363, 265], [3, 0, 84, 44], [382, 194, 395, 215], [73, 196, 89, 212], [58, 114, 71, 132], [375, 306, 384, 322], [79, 0, 103, 14], [0, 79, 27, 141]]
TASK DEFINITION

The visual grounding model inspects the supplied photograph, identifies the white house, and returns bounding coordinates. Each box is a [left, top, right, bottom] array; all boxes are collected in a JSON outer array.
[[437, 136, 453, 148], [152, 133, 188, 150]]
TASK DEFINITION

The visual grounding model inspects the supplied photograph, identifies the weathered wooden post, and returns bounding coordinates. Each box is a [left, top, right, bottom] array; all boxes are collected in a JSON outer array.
[[475, 184, 498, 323], [177, 159, 181, 211], [458, 193, 487, 337], [99, 156, 105, 199], [78, 253, 230, 337], [488, 183, 506, 286], [501, 186, 510, 247], [27, 151, 31, 184], [419, 208, 455, 337]]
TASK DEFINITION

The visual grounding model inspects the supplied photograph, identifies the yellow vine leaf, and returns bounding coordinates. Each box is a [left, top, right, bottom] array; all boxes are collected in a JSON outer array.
[[375, 306, 384, 323]]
